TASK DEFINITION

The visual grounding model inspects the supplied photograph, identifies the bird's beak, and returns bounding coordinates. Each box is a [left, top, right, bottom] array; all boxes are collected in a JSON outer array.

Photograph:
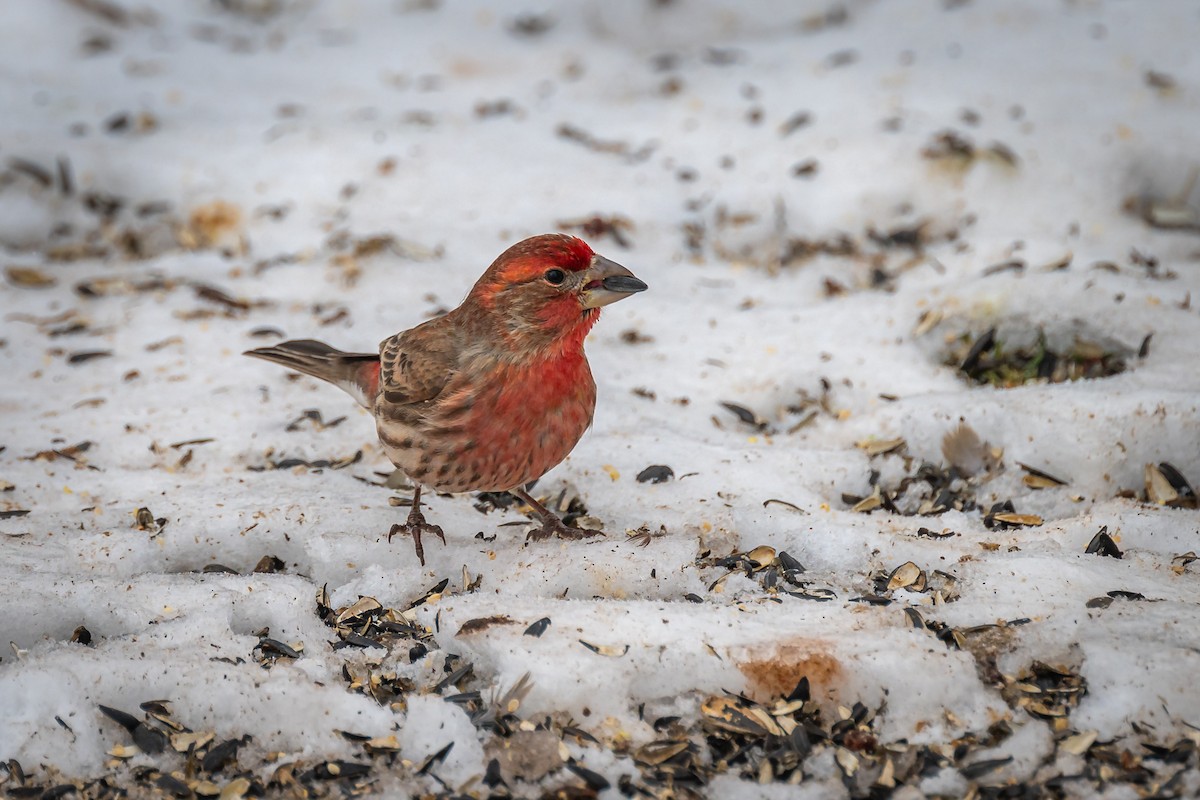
[[579, 254, 647, 309]]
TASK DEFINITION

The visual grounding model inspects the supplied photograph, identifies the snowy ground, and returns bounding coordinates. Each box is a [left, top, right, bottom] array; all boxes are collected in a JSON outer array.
[[2, 0, 1200, 797]]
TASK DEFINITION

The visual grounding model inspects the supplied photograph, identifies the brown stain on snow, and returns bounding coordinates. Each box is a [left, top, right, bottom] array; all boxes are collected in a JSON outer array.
[[737, 639, 843, 703], [183, 200, 243, 249]]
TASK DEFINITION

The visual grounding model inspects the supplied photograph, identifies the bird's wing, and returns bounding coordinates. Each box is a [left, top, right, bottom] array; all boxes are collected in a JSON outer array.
[[377, 319, 460, 407]]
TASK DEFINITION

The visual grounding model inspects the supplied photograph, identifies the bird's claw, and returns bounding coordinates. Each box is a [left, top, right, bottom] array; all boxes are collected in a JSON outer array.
[[387, 510, 446, 566], [526, 517, 605, 543]]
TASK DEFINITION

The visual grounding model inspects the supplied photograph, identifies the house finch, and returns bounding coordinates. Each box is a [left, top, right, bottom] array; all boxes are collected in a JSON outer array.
[[246, 234, 647, 564]]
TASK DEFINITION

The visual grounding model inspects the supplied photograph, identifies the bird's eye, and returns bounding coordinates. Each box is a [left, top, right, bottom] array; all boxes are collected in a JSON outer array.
[[544, 268, 567, 285]]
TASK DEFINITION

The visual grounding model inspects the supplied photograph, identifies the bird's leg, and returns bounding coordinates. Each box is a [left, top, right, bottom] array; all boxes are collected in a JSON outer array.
[[514, 487, 604, 542], [387, 485, 446, 566]]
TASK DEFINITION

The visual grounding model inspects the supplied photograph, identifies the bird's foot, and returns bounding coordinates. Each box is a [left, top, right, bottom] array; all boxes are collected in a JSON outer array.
[[526, 515, 605, 543], [387, 508, 445, 566]]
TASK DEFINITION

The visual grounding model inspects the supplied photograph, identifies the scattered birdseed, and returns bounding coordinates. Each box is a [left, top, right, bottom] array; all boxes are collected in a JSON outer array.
[[247, 449, 362, 472], [948, 327, 1129, 387]]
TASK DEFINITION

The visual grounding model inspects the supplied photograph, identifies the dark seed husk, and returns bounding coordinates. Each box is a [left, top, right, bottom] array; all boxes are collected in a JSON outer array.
[[719, 401, 768, 430], [1017, 462, 1068, 486], [155, 773, 191, 797], [255, 638, 301, 659], [8, 156, 53, 186], [133, 507, 158, 532], [457, 615, 515, 635], [410, 579, 451, 609], [961, 756, 1014, 779], [960, 327, 996, 372], [579, 640, 629, 657], [137, 700, 175, 720], [416, 744, 453, 776], [253, 555, 285, 573], [1084, 527, 1122, 558], [97, 705, 140, 733], [484, 757, 504, 787], [636, 465, 675, 483], [434, 663, 474, 693], [777, 550, 805, 573], [850, 594, 892, 606], [916, 526, 956, 538], [1138, 333, 1153, 358], [202, 738, 245, 773], [785, 588, 836, 601], [562, 725, 599, 744], [335, 633, 387, 650], [567, 761, 611, 791], [312, 760, 372, 780], [67, 350, 113, 365], [524, 617, 551, 637], [132, 724, 167, 754], [1157, 462, 1196, 503]]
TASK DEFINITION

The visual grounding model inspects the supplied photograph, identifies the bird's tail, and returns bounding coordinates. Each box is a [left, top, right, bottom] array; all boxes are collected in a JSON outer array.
[[244, 339, 380, 408]]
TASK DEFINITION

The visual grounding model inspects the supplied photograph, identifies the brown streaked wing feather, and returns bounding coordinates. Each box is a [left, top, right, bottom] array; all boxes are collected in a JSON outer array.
[[378, 316, 461, 407]]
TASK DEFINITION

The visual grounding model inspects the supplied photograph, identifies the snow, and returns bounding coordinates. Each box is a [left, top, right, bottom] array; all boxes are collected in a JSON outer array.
[[2, 0, 1199, 796], [399, 695, 486, 786]]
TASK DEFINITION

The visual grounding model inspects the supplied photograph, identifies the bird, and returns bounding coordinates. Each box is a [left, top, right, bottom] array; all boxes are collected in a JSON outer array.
[[245, 233, 647, 565]]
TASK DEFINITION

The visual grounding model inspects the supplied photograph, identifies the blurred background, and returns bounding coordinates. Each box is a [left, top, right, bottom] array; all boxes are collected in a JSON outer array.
[[4, 0, 1197, 280]]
